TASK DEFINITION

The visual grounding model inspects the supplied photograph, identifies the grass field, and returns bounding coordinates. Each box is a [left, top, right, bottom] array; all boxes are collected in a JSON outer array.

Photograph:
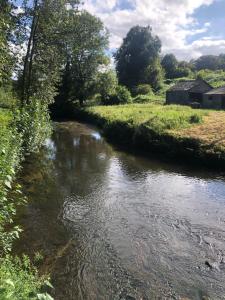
[[75, 103, 225, 167], [87, 104, 208, 132]]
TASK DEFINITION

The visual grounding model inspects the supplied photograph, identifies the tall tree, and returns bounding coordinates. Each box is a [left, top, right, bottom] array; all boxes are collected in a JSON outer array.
[[17, 0, 79, 106], [56, 10, 109, 106], [0, 0, 14, 83], [114, 26, 162, 90], [161, 54, 178, 79]]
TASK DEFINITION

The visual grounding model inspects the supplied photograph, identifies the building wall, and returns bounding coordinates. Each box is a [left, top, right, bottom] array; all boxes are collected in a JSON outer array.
[[203, 94, 223, 109], [166, 91, 189, 105]]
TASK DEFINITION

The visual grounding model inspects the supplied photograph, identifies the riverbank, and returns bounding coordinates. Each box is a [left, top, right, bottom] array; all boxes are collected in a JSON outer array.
[[71, 103, 225, 169], [0, 108, 53, 299]]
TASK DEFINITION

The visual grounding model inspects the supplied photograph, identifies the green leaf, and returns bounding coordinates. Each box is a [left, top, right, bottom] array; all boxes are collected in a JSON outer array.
[[4, 279, 15, 288], [4, 181, 11, 189]]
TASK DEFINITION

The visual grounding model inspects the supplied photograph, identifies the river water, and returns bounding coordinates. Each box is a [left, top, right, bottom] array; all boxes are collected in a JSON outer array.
[[15, 122, 225, 300]]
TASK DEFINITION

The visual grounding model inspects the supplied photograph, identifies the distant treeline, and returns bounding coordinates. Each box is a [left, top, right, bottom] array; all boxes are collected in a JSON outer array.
[[161, 53, 225, 79]]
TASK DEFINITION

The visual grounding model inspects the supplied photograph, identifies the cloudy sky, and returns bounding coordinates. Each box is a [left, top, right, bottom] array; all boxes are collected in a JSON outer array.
[[83, 0, 225, 60]]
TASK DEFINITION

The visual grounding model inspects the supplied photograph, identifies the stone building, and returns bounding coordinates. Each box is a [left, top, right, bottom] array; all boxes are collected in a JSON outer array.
[[203, 86, 225, 110], [166, 79, 212, 107]]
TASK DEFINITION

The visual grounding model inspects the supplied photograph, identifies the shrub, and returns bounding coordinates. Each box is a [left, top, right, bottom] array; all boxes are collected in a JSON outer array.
[[96, 70, 118, 101], [0, 111, 23, 254], [132, 84, 153, 96], [102, 86, 132, 105], [15, 99, 52, 153]]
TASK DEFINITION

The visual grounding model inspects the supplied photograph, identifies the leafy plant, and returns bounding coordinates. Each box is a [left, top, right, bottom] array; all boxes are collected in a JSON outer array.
[[0, 255, 53, 300], [102, 86, 132, 105]]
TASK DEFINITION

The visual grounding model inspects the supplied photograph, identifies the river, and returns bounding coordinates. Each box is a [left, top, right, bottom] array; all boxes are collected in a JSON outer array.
[[15, 121, 225, 300]]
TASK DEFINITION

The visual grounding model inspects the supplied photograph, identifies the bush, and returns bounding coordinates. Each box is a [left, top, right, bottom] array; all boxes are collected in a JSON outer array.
[[15, 99, 52, 153], [133, 94, 165, 105], [196, 69, 225, 88], [0, 86, 17, 109], [132, 84, 153, 96], [102, 86, 132, 105], [0, 110, 23, 254]]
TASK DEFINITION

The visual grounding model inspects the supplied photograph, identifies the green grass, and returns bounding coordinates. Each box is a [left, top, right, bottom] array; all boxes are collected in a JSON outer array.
[[87, 103, 207, 133], [76, 103, 225, 167]]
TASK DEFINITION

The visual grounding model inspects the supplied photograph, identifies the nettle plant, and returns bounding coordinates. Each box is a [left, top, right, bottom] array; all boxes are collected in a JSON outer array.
[[0, 122, 23, 254]]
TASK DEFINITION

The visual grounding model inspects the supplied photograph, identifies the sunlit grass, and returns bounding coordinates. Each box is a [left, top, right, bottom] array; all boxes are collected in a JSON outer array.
[[88, 104, 208, 133]]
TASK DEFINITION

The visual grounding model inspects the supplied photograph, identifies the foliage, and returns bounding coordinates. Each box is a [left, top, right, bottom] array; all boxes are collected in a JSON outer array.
[[161, 54, 178, 79], [87, 104, 206, 133], [196, 69, 225, 88], [161, 54, 193, 79], [0, 110, 23, 254], [0, 108, 54, 299], [0, 84, 17, 108], [0, 0, 15, 83], [194, 54, 225, 71], [57, 10, 109, 106], [143, 57, 164, 90], [15, 100, 52, 154], [17, 0, 80, 106], [0, 255, 53, 300], [133, 94, 164, 105], [102, 85, 132, 105], [114, 26, 162, 90], [96, 70, 118, 101], [132, 84, 154, 96]]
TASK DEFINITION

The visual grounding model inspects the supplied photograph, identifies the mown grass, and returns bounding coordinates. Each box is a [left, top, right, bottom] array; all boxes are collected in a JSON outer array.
[[87, 104, 207, 133]]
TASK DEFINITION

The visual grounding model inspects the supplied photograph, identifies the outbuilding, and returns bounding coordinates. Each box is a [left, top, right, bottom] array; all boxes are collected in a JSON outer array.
[[166, 79, 212, 107], [203, 86, 225, 110]]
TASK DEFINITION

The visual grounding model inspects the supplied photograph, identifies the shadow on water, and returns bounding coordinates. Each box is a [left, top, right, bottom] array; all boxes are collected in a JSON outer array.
[[14, 121, 225, 300]]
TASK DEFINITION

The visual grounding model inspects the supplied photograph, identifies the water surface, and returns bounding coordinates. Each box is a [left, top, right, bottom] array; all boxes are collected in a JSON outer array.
[[16, 122, 225, 300]]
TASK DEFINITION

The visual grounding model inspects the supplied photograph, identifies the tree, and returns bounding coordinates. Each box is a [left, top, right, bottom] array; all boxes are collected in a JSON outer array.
[[161, 54, 178, 78], [96, 70, 118, 101], [114, 25, 162, 90], [61, 11, 109, 106], [0, 0, 14, 83], [194, 55, 221, 71], [17, 0, 80, 106]]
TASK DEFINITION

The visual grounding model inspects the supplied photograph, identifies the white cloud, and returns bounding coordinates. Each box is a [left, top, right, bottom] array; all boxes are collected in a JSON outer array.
[[83, 0, 225, 60]]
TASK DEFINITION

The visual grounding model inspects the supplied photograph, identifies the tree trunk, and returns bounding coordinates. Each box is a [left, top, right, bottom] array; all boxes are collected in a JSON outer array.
[[21, 0, 39, 106]]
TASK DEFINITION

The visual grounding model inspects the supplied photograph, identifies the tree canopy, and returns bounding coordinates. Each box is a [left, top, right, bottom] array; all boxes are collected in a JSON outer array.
[[114, 26, 163, 90], [0, 0, 14, 84], [194, 54, 225, 71]]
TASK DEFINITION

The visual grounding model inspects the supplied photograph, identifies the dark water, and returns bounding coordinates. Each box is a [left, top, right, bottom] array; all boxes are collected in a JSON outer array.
[[15, 122, 225, 300]]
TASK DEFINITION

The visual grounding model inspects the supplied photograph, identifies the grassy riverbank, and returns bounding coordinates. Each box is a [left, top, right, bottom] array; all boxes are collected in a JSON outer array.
[[0, 108, 53, 299], [73, 103, 225, 168]]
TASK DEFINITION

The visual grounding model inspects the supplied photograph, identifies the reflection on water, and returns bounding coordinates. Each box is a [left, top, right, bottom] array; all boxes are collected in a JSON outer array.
[[15, 122, 225, 300]]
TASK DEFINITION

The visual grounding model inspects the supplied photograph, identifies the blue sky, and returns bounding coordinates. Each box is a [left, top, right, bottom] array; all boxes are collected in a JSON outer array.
[[14, 0, 225, 60]]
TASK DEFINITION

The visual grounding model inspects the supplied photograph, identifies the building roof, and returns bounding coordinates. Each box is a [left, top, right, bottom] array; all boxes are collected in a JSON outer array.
[[205, 85, 225, 95], [168, 79, 211, 92]]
